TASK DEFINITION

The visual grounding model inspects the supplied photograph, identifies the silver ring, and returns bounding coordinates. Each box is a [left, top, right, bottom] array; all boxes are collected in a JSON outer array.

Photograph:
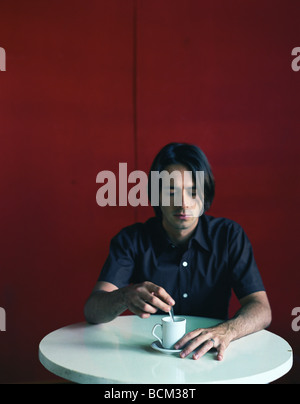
[[209, 338, 215, 347]]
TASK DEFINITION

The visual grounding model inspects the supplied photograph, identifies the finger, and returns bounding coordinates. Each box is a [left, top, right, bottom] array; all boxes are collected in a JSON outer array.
[[133, 296, 158, 315], [193, 339, 215, 360], [134, 288, 169, 313], [131, 282, 175, 314], [127, 302, 153, 318], [179, 333, 210, 358], [217, 343, 226, 361], [174, 329, 203, 349], [146, 293, 174, 313], [146, 282, 175, 307]]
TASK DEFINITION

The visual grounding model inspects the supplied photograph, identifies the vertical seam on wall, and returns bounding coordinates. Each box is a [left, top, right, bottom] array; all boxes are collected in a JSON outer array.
[[133, 0, 138, 222], [133, 0, 138, 170]]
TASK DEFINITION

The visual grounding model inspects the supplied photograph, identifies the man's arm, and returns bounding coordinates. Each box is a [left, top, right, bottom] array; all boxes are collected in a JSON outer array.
[[84, 281, 175, 324], [84, 281, 127, 324], [174, 291, 272, 361]]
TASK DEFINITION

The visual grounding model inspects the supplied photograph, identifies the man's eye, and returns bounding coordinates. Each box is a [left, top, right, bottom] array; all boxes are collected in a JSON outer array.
[[186, 189, 197, 198], [162, 189, 176, 197]]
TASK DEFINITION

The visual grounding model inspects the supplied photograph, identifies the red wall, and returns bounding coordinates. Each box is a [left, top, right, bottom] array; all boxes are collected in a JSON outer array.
[[0, 0, 299, 383]]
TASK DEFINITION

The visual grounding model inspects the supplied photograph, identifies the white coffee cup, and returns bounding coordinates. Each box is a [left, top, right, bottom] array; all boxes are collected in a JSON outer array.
[[152, 316, 186, 349]]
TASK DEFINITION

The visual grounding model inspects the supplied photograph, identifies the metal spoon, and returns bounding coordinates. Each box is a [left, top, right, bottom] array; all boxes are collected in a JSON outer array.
[[169, 307, 175, 322]]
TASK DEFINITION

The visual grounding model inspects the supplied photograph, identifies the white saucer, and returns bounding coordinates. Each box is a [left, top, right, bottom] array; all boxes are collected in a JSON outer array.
[[151, 340, 182, 354]]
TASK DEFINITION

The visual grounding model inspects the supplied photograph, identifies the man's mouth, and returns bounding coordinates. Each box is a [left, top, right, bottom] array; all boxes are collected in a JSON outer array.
[[174, 212, 193, 219]]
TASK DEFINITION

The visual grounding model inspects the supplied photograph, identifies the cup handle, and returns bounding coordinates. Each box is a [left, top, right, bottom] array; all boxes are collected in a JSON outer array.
[[152, 324, 163, 346]]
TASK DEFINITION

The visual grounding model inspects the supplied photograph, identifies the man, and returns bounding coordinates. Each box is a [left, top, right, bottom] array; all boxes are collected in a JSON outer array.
[[84, 142, 271, 361]]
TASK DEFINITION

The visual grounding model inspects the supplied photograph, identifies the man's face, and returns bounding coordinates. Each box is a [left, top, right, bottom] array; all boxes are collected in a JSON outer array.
[[160, 164, 203, 234]]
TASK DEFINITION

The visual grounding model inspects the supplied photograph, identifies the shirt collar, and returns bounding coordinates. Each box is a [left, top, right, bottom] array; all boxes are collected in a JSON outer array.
[[190, 215, 211, 252], [152, 215, 211, 253]]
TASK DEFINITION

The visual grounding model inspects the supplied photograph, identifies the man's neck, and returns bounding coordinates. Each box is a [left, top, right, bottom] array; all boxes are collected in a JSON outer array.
[[162, 219, 198, 247]]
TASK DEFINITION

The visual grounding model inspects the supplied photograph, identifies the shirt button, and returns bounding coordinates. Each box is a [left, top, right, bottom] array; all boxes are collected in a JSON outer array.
[[182, 261, 188, 267], [183, 293, 188, 298]]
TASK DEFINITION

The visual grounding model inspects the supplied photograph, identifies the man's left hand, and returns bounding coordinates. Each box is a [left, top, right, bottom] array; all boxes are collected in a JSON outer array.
[[174, 322, 235, 361]]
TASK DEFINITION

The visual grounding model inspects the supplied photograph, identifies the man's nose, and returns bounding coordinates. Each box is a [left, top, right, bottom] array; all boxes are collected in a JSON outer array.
[[181, 190, 192, 208]]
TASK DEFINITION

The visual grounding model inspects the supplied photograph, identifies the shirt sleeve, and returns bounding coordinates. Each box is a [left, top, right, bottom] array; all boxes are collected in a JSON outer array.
[[229, 223, 265, 300], [98, 227, 136, 288]]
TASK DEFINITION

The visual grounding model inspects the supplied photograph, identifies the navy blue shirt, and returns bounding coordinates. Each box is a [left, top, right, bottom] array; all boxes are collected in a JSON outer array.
[[98, 215, 265, 320]]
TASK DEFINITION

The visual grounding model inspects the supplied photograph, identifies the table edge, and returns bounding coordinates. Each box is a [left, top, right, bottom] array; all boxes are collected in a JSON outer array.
[[38, 317, 294, 384]]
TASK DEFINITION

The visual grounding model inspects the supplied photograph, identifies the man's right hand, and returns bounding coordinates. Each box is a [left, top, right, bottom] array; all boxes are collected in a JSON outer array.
[[122, 281, 175, 319]]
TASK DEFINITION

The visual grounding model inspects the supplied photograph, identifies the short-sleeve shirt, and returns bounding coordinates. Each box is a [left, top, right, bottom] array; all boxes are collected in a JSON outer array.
[[98, 214, 265, 320]]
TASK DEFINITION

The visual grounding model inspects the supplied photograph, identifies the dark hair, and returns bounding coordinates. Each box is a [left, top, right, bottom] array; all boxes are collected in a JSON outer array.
[[148, 142, 215, 218]]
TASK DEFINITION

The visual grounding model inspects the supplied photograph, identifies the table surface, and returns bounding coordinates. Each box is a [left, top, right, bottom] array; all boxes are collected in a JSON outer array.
[[39, 315, 293, 384]]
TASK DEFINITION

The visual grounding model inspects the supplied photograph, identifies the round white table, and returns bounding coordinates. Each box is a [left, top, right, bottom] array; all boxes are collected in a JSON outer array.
[[39, 315, 293, 384]]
